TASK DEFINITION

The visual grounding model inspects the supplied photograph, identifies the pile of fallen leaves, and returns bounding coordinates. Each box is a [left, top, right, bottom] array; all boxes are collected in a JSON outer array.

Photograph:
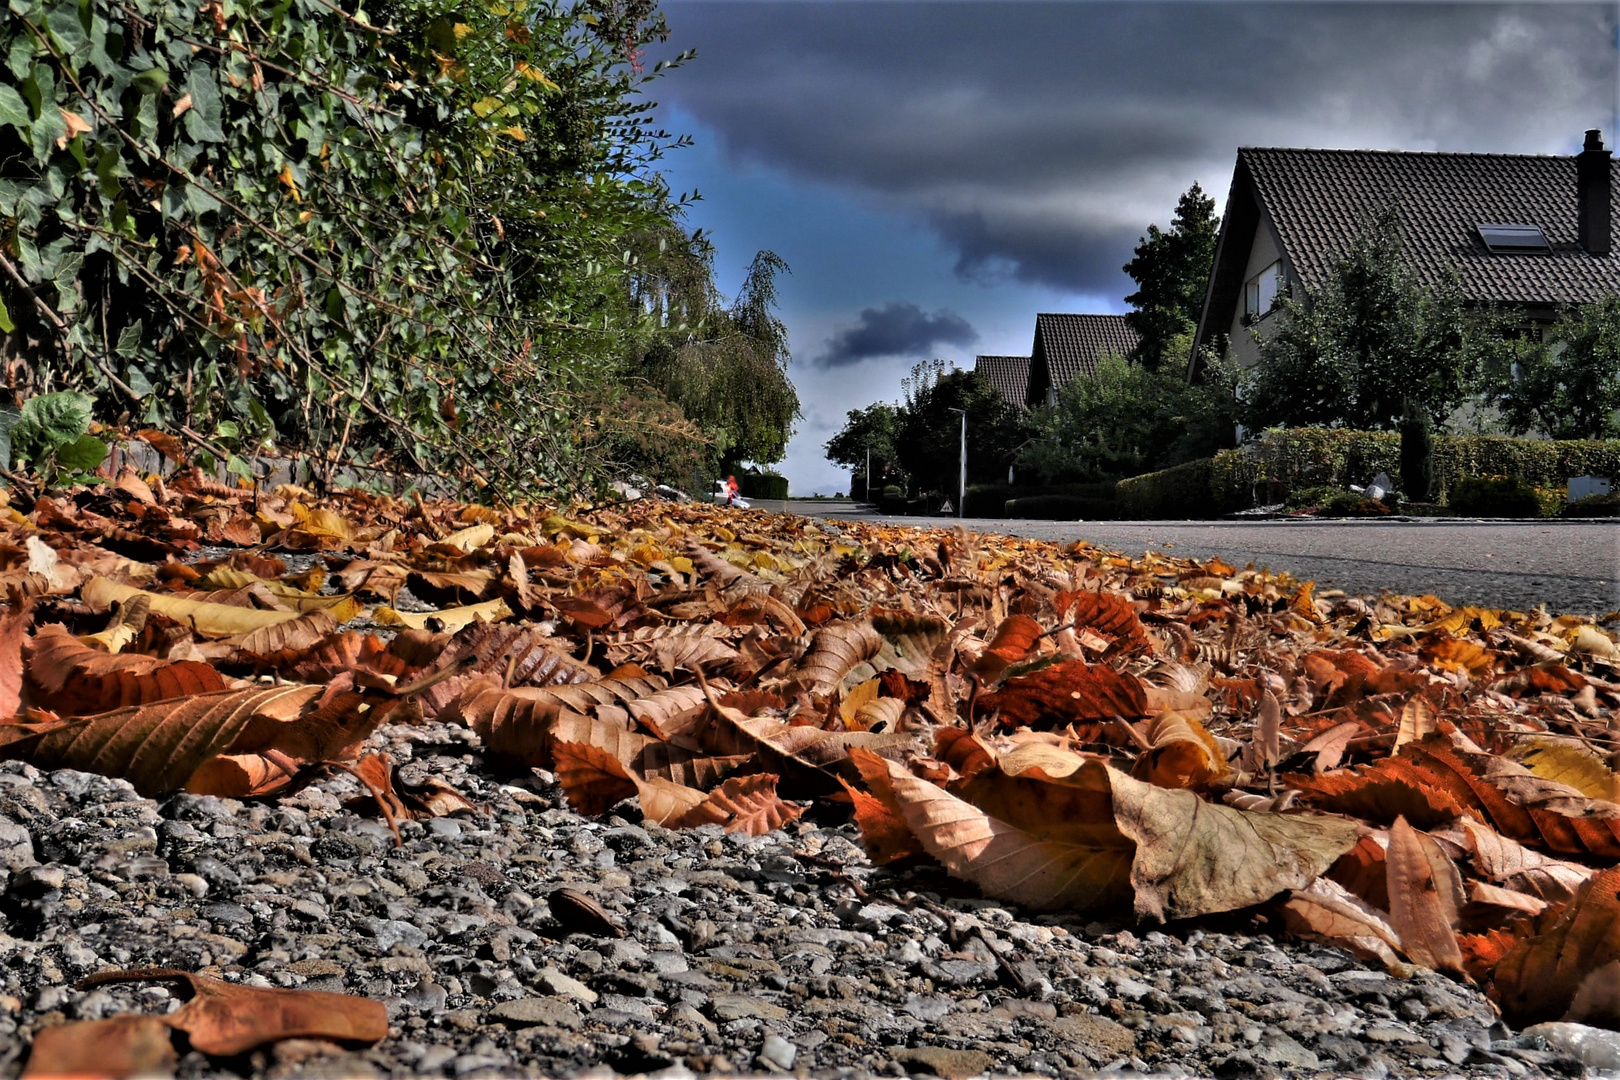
[[4, 461, 1620, 1070]]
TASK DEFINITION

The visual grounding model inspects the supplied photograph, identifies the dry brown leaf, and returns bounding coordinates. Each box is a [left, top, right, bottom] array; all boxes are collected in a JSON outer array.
[[80, 969, 386, 1055], [232, 609, 340, 655], [870, 745, 1356, 920], [1280, 876, 1405, 969], [0, 684, 375, 796], [1056, 590, 1149, 654], [1494, 864, 1620, 1026], [971, 614, 1044, 681], [978, 659, 1149, 729], [660, 772, 803, 836], [25, 624, 228, 714], [24, 1014, 176, 1079], [1395, 695, 1437, 747], [0, 604, 29, 716], [794, 620, 884, 694], [1386, 815, 1466, 974], [1135, 709, 1230, 791]]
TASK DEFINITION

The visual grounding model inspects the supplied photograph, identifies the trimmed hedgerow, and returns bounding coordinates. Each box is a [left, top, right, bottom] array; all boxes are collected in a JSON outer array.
[[1004, 495, 1115, 520], [1116, 459, 1225, 520], [1123, 429, 1620, 518]]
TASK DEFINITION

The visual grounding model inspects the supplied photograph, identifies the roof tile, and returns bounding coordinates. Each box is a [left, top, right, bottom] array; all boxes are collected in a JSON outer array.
[[973, 355, 1030, 408]]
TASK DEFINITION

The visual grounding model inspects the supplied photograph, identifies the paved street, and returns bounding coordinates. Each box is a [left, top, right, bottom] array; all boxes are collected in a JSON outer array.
[[772, 501, 1620, 615]]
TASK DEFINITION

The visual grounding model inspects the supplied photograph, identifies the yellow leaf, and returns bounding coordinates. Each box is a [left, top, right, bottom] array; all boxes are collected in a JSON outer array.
[[514, 61, 559, 89], [83, 577, 305, 639], [496, 125, 525, 141], [278, 162, 301, 202], [472, 95, 503, 118], [372, 598, 512, 633], [1512, 739, 1620, 802], [452, 21, 475, 37], [441, 522, 494, 552], [840, 678, 880, 730]]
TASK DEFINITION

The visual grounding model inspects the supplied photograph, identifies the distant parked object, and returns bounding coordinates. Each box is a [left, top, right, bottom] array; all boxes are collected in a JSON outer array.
[[712, 480, 750, 509]]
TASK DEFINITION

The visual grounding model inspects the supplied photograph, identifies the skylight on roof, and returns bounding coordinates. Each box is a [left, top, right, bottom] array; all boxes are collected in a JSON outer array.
[[1478, 223, 1551, 254]]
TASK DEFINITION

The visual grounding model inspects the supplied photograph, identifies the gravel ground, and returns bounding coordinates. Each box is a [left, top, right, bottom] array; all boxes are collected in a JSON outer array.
[[784, 506, 1619, 617], [0, 720, 1595, 1079]]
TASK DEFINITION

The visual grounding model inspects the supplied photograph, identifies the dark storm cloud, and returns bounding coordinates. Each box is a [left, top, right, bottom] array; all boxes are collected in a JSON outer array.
[[817, 302, 979, 367], [652, 2, 1618, 296]]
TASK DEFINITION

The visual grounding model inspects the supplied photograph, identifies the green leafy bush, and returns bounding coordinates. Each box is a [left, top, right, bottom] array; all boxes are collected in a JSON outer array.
[[1564, 491, 1620, 517], [738, 470, 788, 500], [1318, 492, 1391, 517], [0, 391, 106, 484], [0, 0, 706, 498], [1447, 476, 1546, 518], [1208, 429, 1620, 508], [1004, 495, 1114, 520], [1283, 485, 1346, 511], [1116, 458, 1224, 519], [964, 485, 1014, 518]]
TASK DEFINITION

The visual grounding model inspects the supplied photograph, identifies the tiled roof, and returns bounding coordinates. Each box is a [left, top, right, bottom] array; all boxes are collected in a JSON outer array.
[[973, 355, 1030, 409], [1241, 147, 1620, 304], [1034, 313, 1138, 386]]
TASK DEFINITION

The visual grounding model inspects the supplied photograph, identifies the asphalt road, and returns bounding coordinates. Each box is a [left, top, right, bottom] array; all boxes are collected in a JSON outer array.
[[769, 501, 1620, 616]]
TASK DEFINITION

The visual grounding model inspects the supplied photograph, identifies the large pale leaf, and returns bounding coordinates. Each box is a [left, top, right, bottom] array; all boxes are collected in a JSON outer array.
[[1385, 816, 1466, 974], [83, 576, 305, 638]]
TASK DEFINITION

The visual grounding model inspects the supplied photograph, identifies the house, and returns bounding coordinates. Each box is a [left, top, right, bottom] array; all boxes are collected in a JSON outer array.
[[973, 354, 1031, 410], [1024, 313, 1139, 407], [1191, 129, 1620, 375]]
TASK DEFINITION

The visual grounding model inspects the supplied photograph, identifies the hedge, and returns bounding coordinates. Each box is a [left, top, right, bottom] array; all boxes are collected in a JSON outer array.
[[1209, 429, 1620, 509], [739, 471, 789, 500], [1116, 459, 1224, 520], [965, 485, 1015, 518], [1122, 429, 1620, 518], [1004, 495, 1116, 520]]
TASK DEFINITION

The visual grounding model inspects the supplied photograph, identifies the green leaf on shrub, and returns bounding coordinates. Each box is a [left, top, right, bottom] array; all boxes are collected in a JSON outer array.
[[13, 390, 93, 462], [55, 432, 107, 473], [0, 85, 28, 136], [183, 67, 224, 142], [0, 294, 13, 334], [0, 405, 20, 469]]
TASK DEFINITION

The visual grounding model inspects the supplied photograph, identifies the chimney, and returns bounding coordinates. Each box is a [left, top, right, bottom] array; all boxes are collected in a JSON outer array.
[[1578, 128, 1612, 256]]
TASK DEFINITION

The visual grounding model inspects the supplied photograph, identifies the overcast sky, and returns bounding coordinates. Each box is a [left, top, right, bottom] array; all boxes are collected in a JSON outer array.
[[646, 1, 1619, 495]]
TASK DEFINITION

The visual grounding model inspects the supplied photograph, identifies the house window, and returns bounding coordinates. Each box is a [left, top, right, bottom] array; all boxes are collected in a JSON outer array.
[[1478, 223, 1550, 254], [1244, 260, 1284, 322]]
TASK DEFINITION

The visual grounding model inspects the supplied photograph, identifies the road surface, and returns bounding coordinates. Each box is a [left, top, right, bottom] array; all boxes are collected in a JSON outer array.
[[765, 501, 1619, 615]]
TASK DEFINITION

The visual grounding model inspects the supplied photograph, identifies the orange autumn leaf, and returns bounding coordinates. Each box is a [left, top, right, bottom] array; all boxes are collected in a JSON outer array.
[[1385, 815, 1466, 975], [978, 659, 1149, 729]]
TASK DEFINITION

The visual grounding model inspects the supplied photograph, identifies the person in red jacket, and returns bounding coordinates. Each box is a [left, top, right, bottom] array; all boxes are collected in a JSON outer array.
[[725, 475, 740, 505]]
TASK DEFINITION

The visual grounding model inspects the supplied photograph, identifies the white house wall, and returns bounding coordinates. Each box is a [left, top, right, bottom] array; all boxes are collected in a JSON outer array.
[[1226, 214, 1287, 369]]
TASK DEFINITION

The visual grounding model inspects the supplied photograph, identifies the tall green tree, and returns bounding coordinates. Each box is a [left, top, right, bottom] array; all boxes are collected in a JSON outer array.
[[625, 248, 799, 478], [1020, 352, 1238, 482], [1243, 205, 1506, 432], [824, 402, 902, 497], [894, 360, 1029, 498], [1493, 296, 1620, 440], [1122, 183, 1220, 370]]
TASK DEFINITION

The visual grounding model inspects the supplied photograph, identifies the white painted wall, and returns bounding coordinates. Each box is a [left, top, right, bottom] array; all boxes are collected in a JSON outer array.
[[1226, 215, 1287, 369]]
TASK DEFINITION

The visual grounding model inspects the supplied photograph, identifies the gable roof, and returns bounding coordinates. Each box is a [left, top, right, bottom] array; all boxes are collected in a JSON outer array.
[[1026, 314, 1139, 406], [973, 355, 1031, 409], [1195, 145, 1620, 364]]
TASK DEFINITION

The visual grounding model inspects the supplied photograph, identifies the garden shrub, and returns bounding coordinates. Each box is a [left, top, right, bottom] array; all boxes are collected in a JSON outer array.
[[964, 485, 1014, 518], [738, 470, 788, 500], [1318, 492, 1391, 517], [1564, 491, 1620, 517], [1116, 459, 1222, 519], [1004, 495, 1114, 520], [1447, 476, 1546, 518]]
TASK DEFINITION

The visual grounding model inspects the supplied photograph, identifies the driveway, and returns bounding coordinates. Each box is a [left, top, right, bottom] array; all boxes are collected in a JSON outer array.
[[771, 501, 1619, 615]]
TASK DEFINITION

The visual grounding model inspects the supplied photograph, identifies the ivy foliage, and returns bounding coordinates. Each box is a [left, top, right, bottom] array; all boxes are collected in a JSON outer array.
[[0, 0, 717, 495]]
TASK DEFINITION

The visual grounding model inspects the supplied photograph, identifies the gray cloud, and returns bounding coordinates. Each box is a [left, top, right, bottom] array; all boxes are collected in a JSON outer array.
[[817, 302, 979, 367], [653, 2, 1618, 295]]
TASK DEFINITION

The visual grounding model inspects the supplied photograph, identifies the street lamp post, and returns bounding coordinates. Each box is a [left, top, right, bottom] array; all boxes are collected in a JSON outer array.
[[865, 445, 871, 504], [947, 407, 966, 519]]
